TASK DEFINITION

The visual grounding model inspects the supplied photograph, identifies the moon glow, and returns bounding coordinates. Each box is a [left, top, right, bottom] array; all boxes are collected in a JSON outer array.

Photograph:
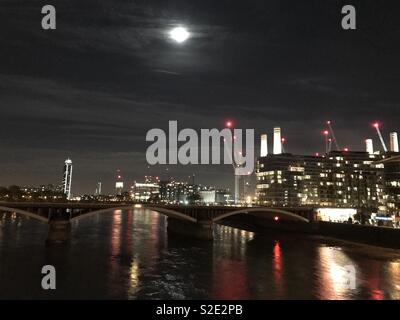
[[169, 27, 190, 43]]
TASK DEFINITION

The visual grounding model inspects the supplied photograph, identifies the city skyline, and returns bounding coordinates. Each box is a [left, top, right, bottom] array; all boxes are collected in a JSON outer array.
[[1, 121, 399, 195]]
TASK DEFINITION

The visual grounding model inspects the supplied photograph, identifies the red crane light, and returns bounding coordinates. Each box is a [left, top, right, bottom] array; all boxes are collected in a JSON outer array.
[[373, 122, 379, 129], [274, 216, 279, 222], [323, 130, 329, 136]]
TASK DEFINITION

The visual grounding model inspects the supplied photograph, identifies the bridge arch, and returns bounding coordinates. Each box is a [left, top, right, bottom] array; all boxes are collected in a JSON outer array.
[[212, 207, 309, 223], [70, 205, 197, 223], [0, 206, 49, 223]]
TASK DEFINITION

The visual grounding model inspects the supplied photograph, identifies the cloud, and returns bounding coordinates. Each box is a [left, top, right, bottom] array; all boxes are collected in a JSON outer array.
[[1, 0, 400, 193]]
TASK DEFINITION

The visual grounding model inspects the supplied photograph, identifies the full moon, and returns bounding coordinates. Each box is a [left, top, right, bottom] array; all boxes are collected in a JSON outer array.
[[169, 27, 190, 43]]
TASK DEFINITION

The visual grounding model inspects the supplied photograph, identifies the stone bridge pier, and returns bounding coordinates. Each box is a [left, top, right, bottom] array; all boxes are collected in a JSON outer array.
[[46, 208, 72, 244], [167, 210, 214, 240]]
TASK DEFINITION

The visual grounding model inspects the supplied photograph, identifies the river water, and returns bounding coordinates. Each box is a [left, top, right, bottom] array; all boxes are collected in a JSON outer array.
[[0, 209, 399, 299]]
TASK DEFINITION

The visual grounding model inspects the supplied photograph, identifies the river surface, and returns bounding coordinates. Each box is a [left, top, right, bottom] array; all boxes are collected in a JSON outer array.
[[0, 209, 400, 299]]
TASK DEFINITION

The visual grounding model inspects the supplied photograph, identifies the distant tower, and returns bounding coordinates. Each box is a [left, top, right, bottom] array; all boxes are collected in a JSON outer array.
[[260, 134, 268, 157], [115, 170, 124, 195], [273, 127, 282, 155], [390, 132, 399, 152], [365, 139, 374, 155], [95, 182, 102, 196], [62, 159, 73, 200]]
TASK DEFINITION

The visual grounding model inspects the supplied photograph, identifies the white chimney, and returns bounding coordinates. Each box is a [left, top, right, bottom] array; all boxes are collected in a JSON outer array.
[[390, 132, 399, 152], [260, 134, 268, 157], [365, 139, 374, 155], [273, 127, 282, 155]]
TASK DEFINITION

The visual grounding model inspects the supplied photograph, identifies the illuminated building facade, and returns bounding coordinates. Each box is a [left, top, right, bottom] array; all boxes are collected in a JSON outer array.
[[383, 158, 400, 224], [199, 188, 231, 205], [130, 182, 160, 202], [159, 180, 201, 204], [115, 170, 124, 195], [256, 151, 386, 213]]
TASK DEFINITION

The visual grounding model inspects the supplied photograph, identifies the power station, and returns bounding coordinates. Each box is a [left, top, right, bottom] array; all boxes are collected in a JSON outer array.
[[256, 122, 400, 226]]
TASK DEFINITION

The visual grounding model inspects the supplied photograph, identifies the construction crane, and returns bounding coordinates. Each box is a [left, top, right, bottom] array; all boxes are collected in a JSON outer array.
[[281, 137, 286, 153], [225, 120, 241, 204], [326, 120, 340, 151], [323, 130, 329, 154], [373, 122, 388, 152]]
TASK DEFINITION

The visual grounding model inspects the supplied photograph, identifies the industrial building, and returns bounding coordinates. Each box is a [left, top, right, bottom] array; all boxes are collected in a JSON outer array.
[[256, 125, 400, 226]]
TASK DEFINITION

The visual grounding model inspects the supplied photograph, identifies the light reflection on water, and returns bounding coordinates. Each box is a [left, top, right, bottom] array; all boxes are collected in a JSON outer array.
[[317, 247, 357, 299], [0, 209, 400, 299]]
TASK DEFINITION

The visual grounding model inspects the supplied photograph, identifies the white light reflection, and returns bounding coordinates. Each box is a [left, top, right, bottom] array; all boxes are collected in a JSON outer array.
[[388, 261, 400, 299], [127, 258, 140, 297], [317, 247, 358, 299]]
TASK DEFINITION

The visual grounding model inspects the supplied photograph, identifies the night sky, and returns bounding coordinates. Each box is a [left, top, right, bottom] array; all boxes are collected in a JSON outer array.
[[1, 0, 400, 194]]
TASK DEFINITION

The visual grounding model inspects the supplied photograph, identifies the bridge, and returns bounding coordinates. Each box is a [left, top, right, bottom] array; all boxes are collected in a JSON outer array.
[[0, 202, 315, 243]]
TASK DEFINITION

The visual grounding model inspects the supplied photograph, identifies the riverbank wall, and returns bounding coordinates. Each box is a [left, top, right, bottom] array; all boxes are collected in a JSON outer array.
[[223, 214, 400, 249], [256, 219, 400, 249], [316, 221, 400, 249]]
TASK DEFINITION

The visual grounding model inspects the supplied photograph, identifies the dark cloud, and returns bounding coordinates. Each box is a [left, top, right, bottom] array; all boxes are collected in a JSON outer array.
[[1, 0, 400, 193]]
